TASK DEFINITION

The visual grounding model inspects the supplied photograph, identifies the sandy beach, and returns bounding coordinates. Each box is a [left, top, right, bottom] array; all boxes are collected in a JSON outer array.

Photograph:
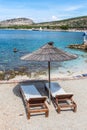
[[0, 77, 87, 130]]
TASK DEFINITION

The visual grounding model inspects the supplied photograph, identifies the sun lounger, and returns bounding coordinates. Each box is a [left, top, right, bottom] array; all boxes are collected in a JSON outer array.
[[20, 84, 49, 119], [45, 82, 77, 113]]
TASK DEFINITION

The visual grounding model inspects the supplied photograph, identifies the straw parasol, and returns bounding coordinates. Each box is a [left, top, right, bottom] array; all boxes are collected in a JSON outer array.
[[21, 42, 77, 104]]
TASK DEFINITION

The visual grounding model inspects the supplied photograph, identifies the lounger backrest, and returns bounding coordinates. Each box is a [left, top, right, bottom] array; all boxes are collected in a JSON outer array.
[[46, 82, 66, 97], [20, 85, 41, 100]]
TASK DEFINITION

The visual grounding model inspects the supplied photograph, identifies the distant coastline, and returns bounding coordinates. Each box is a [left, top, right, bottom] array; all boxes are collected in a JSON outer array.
[[0, 28, 87, 33], [0, 16, 87, 31]]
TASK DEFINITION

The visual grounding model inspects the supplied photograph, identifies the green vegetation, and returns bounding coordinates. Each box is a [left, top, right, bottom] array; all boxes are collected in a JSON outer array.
[[37, 16, 87, 30], [60, 25, 69, 30], [0, 25, 39, 29], [0, 16, 87, 30]]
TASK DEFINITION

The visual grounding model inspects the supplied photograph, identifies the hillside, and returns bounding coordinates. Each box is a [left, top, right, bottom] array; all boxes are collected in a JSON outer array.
[[0, 18, 34, 27], [36, 16, 87, 30], [0, 16, 87, 30]]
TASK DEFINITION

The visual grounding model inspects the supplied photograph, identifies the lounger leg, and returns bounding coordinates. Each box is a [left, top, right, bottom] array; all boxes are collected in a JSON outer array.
[[73, 104, 77, 112], [26, 103, 30, 119], [57, 107, 61, 113], [27, 112, 30, 119], [55, 98, 61, 113], [44, 103, 49, 117], [45, 110, 49, 117], [71, 99, 77, 112]]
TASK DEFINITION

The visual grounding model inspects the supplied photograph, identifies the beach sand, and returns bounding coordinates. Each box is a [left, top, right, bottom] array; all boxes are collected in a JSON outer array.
[[0, 78, 87, 130]]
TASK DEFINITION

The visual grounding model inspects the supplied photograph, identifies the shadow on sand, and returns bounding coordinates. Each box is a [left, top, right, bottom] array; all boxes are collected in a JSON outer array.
[[13, 79, 49, 98], [13, 79, 49, 119]]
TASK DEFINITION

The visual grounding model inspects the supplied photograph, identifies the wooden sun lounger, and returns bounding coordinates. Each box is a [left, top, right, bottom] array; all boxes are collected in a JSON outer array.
[[20, 84, 49, 119], [45, 82, 77, 113]]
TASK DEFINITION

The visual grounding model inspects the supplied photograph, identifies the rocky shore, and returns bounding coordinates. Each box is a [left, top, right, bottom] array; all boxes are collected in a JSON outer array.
[[0, 66, 47, 81], [68, 43, 87, 51], [0, 67, 30, 80]]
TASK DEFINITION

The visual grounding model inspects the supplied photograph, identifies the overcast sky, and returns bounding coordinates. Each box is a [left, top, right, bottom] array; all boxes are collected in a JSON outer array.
[[0, 0, 87, 22]]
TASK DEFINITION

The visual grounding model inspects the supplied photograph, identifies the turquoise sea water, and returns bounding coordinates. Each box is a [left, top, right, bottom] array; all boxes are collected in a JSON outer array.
[[0, 29, 87, 74]]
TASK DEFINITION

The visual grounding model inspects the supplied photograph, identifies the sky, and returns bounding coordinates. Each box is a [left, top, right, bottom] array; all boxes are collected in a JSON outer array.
[[0, 0, 87, 23]]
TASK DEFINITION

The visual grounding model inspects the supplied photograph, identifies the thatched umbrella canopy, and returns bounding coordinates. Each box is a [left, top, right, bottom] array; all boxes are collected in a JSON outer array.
[[21, 42, 77, 103]]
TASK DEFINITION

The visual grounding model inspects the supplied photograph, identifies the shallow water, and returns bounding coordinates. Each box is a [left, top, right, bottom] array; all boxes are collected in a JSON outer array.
[[0, 29, 87, 75]]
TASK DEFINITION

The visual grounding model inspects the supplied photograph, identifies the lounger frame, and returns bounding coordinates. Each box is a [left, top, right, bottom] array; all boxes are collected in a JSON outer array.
[[20, 85, 49, 119], [54, 94, 77, 113], [45, 83, 77, 113]]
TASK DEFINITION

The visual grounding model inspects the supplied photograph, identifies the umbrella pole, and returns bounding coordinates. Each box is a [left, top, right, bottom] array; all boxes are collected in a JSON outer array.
[[48, 61, 51, 104]]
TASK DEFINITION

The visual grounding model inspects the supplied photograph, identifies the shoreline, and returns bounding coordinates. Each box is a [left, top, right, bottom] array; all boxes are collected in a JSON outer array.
[[0, 70, 87, 84], [0, 28, 87, 32]]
